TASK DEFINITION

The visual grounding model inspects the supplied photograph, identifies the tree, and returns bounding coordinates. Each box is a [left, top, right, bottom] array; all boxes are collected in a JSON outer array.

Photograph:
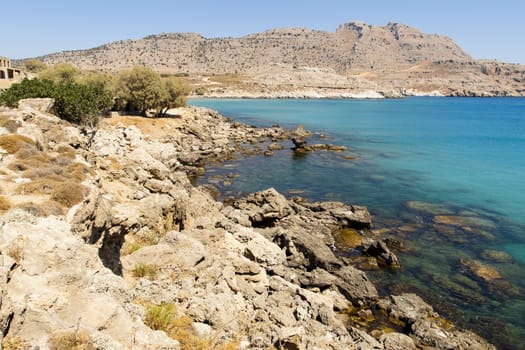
[[113, 66, 165, 116], [158, 76, 190, 116], [113, 66, 189, 117], [23, 59, 48, 73], [38, 63, 80, 84]]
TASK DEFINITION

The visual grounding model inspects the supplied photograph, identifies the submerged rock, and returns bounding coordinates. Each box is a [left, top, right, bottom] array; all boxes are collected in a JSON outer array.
[[460, 259, 502, 282], [406, 201, 454, 215], [434, 215, 496, 229]]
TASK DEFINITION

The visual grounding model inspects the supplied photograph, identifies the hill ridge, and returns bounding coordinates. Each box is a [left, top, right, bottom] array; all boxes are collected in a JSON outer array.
[[33, 21, 525, 97]]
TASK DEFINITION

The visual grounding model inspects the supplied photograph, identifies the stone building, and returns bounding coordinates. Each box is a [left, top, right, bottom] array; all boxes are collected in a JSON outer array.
[[0, 56, 22, 89]]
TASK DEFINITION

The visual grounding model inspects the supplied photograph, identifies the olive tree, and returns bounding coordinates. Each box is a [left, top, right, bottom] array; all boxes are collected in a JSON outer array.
[[113, 66, 189, 116], [158, 76, 190, 116], [23, 59, 48, 73], [113, 66, 165, 116], [38, 63, 80, 84]]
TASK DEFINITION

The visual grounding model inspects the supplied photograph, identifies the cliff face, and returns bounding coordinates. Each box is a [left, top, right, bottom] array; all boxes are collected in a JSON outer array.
[[0, 99, 496, 349], [35, 21, 525, 97]]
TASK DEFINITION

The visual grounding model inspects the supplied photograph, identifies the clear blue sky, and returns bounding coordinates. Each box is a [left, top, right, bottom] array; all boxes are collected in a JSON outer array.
[[3, 0, 524, 64]]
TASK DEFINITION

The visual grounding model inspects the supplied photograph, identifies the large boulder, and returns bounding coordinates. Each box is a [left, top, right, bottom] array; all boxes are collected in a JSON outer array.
[[234, 188, 294, 227]]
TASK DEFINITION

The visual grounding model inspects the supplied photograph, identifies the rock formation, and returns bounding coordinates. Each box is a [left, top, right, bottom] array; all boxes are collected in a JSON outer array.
[[0, 99, 496, 349], [31, 21, 525, 97]]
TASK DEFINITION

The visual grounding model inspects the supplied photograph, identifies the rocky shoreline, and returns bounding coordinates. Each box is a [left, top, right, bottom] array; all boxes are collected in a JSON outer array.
[[0, 99, 496, 349]]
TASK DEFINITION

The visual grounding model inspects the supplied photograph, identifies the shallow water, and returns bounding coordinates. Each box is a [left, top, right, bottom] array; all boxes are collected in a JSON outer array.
[[190, 97, 525, 349]]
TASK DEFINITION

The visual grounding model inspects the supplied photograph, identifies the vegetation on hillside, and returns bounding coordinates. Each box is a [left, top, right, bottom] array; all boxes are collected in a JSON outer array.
[[0, 63, 190, 124], [0, 78, 113, 127]]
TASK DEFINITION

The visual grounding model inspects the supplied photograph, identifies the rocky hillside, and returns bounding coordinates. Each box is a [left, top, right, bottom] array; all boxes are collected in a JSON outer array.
[[0, 99, 496, 349], [36, 21, 525, 97]]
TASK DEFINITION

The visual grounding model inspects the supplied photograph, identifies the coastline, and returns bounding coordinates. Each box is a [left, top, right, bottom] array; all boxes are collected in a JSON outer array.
[[0, 99, 496, 349]]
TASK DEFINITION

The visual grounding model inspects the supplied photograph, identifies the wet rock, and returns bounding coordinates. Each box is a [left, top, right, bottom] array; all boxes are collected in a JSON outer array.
[[377, 293, 437, 324], [405, 201, 453, 215], [326, 144, 347, 151], [302, 201, 372, 229], [434, 215, 496, 229], [481, 249, 513, 263], [268, 142, 284, 150], [334, 228, 363, 249], [362, 238, 401, 268]]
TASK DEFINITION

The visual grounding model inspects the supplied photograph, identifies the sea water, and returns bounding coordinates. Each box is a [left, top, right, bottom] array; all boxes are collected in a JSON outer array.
[[190, 97, 525, 349]]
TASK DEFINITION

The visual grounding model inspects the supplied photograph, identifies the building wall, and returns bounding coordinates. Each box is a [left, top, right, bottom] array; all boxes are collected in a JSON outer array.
[[0, 56, 24, 90], [0, 57, 11, 68]]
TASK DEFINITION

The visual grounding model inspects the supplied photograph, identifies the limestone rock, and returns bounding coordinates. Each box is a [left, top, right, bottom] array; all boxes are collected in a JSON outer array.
[[18, 98, 55, 114], [380, 332, 416, 350], [234, 188, 294, 226]]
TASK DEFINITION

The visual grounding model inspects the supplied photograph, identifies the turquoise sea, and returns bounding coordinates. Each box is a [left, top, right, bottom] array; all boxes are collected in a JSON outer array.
[[190, 97, 525, 349]]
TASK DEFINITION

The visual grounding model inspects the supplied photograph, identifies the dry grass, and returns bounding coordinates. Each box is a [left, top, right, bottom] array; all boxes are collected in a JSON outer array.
[[121, 240, 142, 256], [56, 145, 77, 159], [6, 244, 24, 263], [66, 162, 94, 182], [101, 115, 182, 138], [15, 201, 64, 217], [0, 195, 12, 213], [50, 182, 87, 207], [207, 73, 248, 86], [0, 134, 36, 154], [16, 178, 62, 195], [0, 118, 22, 133], [144, 303, 212, 350], [48, 330, 95, 350], [132, 262, 159, 280], [1, 336, 31, 350]]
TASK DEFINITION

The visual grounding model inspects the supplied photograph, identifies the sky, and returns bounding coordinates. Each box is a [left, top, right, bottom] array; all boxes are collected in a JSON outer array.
[[2, 0, 525, 64]]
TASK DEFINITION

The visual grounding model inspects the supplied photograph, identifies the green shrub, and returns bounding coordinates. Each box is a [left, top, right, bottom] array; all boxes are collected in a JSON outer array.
[[52, 81, 113, 127], [0, 78, 57, 107], [145, 303, 176, 331], [0, 78, 113, 127]]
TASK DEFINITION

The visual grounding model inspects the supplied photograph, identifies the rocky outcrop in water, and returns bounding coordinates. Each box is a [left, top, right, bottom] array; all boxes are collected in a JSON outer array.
[[0, 99, 496, 348]]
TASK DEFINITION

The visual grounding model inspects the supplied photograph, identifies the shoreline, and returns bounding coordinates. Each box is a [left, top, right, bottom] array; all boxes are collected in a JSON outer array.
[[0, 99, 497, 348]]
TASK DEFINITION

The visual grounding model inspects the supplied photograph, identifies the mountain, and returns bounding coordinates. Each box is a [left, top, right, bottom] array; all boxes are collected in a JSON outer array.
[[37, 21, 525, 97]]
